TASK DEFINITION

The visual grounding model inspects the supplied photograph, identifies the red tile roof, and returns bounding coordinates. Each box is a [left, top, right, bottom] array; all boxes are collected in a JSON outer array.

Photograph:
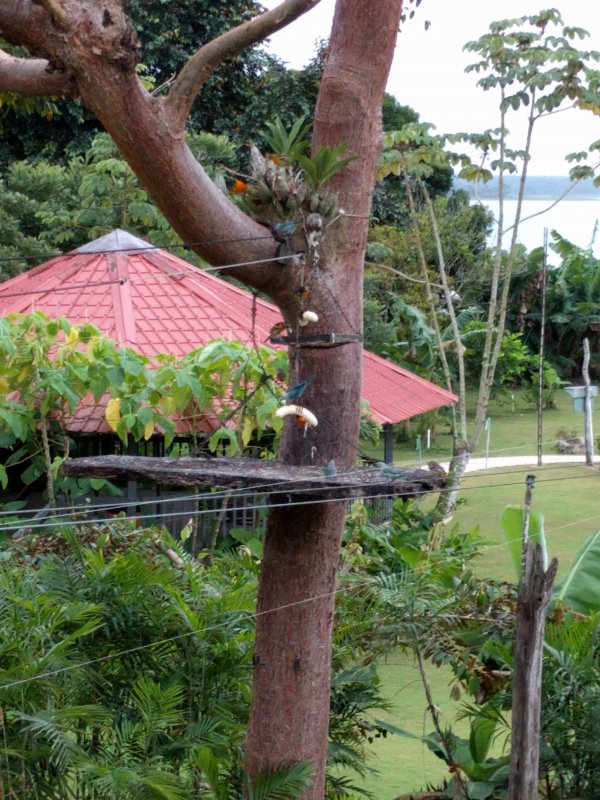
[[0, 230, 456, 431]]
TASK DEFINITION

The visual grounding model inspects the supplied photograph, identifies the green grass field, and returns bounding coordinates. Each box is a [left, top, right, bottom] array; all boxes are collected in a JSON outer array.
[[358, 389, 600, 798], [363, 388, 587, 468]]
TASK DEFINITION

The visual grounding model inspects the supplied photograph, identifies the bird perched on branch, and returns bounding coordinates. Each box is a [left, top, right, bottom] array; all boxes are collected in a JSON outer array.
[[284, 376, 315, 403], [271, 220, 299, 239], [377, 461, 404, 480], [427, 460, 448, 478], [269, 321, 288, 338], [324, 459, 337, 478]]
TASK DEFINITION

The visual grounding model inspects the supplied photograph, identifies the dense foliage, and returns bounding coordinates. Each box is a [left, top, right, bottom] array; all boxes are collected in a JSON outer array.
[[508, 233, 600, 378], [0, 131, 242, 278], [0, 500, 468, 799], [0, 525, 268, 798], [0, 1, 299, 165], [0, 312, 288, 502]]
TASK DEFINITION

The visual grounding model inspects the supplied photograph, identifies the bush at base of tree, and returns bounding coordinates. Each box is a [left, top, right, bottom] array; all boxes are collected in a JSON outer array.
[[0, 519, 398, 799]]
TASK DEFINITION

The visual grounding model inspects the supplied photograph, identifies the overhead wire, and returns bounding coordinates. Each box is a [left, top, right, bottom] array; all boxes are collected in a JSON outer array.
[[0, 580, 362, 690], [2, 502, 600, 693], [0, 233, 278, 267], [1, 215, 596, 533], [0, 453, 595, 520], [1, 465, 598, 534], [0, 252, 302, 300]]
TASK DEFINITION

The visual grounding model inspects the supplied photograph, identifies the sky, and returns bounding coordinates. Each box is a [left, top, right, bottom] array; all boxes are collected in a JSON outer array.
[[261, 0, 600, 175]]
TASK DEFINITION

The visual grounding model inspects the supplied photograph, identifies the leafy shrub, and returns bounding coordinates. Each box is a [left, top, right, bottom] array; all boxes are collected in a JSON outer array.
[[0, 525, 257, 798], [0, 521, 392, 798]]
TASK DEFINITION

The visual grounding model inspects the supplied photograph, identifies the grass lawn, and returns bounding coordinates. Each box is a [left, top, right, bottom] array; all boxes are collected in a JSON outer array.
[[450, 462, 600, 583], [357, 389, 600, 797], [358, 653, 471, 799], [362, 388, 588, 467]]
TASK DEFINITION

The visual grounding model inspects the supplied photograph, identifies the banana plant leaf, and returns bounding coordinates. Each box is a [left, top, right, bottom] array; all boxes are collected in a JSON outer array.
[[553, 529, 600, 614], [500, 505, 548, 580]]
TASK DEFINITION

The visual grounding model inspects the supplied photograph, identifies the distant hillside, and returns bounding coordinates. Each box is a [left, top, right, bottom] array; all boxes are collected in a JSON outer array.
[[454, 175, 600, 200]]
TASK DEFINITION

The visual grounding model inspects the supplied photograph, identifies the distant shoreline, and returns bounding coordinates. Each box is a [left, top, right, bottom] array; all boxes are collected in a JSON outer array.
[[472, 197, 600, 202], [454, 174, 600, 201]]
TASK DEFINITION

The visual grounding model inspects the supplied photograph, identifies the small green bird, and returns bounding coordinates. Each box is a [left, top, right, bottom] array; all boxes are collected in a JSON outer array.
[[324, 459, 337, 478], [377, 461, 404, 480], [272, 220, 299, 238]]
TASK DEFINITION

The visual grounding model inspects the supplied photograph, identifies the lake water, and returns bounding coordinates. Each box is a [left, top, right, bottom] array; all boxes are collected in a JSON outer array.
[[481, 199, 600, 258]]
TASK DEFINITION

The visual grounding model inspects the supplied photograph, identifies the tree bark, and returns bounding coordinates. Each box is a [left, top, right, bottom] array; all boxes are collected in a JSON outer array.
[[0, 50, 76, 96], [0, 0, 403, 794], [246, 3, 402, 791], [508, 476, 557, 800], [508, 541, 557, 800]]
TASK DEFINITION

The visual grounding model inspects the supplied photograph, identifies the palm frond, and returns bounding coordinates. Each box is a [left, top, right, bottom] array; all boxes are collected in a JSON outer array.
[[246, 762, 313, 800]]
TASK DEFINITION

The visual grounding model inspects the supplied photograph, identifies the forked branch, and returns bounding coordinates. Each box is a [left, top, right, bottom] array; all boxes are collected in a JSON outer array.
[[166, 0, 322, 128]]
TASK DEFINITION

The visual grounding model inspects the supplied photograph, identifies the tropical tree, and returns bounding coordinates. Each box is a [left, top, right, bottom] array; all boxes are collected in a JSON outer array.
[[509, 233, 600, 378], [0, 129, 244, 277], [0, 1, 407, 793], [376, 10, 600, 517], [460, 9, 600, 452]]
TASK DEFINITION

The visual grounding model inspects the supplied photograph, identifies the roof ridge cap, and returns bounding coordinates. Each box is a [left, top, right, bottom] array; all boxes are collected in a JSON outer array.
[[76, 229, 154, 254]]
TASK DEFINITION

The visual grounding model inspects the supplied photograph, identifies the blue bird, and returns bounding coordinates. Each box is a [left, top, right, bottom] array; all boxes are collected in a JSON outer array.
[[272, 220, 299, 237], [377, 461, 404, 480], [324, 460, 337, 478], [284, 376, 315, 403]]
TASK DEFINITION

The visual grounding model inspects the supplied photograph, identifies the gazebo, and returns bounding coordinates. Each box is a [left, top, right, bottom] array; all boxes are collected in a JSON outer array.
[[1, 229, 457, 536], [0, 229, 456, 461]]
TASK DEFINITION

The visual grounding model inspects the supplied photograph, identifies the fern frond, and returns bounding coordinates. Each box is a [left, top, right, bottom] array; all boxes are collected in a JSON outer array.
[[246, 762, 313, 800]]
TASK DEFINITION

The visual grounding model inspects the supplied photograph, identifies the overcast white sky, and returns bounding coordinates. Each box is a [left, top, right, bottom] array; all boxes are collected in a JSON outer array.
[[261, 0, 600, 175]]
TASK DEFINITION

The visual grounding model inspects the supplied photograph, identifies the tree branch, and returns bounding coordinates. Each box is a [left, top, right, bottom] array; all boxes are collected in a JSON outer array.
[[0, 49, 76, 97], [166, 0, 322, 128], [37, 0, 70, 31], [371, 261, 443, 289]]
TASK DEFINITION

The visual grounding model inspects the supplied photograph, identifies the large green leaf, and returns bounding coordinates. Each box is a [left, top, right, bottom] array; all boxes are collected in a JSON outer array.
[[500, 505, 547, 580], [469, 712, 497, 764], [554, 529, 600, 613]]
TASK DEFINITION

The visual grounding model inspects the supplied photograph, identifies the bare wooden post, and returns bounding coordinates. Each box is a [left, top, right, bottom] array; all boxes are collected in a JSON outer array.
[[508, 475, 558, 800], [582, 337, 595, 466], [536, 229, 548, 467]]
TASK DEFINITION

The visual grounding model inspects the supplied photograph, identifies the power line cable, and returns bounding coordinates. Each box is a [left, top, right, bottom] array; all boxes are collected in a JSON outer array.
[[1, 467, 598, 534], [0, 580, 367, 690], [2, 502, 598, 692], [10, 445, 598, 515], [0, 252, 301, 300], [0, 453, 593, 520], [0, 233, 278, 267]]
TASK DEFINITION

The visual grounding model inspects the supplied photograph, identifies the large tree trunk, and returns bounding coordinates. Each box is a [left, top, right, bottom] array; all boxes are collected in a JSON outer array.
[[0, 0, 402, 795], [246, 3, 402, 792], [247, 503, 348, 791]]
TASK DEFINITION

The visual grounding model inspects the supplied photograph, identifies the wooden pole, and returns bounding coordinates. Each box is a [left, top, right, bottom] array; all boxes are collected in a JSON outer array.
[[508, 475, 558, 800], [537, 230, 548, 467], [582, 337, 594, 466], [383, 422, 394, 465]]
